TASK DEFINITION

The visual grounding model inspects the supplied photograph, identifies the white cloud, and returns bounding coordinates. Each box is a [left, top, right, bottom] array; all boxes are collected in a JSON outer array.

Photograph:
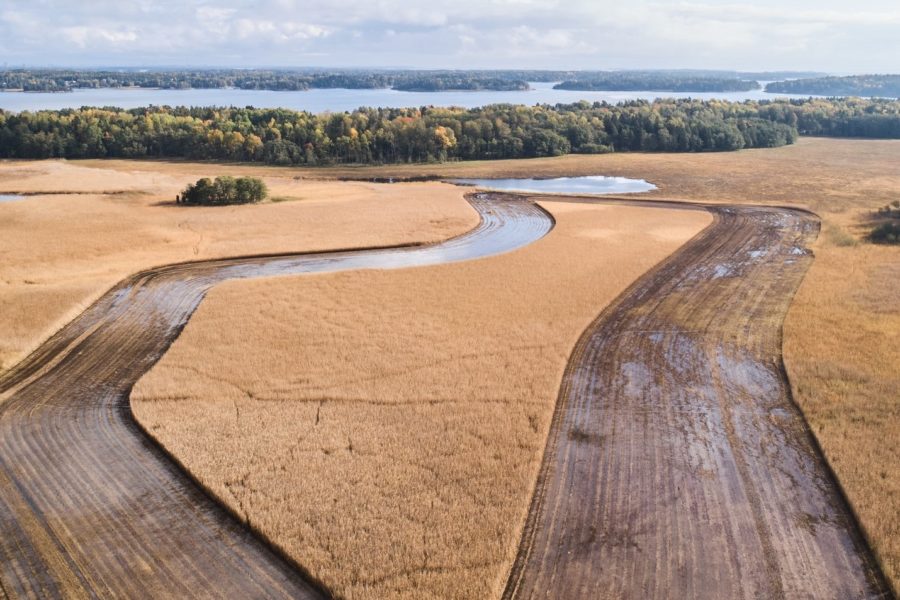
[[0, 0, 897, 71], [61, 26, 138, 48]]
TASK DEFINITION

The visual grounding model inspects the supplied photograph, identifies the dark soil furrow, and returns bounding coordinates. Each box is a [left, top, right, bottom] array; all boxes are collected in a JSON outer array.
[[0, 194, 552, 599], [503, 204, 891, 599]]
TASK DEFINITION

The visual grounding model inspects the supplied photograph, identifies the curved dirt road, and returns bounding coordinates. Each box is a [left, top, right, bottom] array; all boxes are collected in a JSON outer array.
[[503, 204, 890, 599], [0, 194, 552, 599]]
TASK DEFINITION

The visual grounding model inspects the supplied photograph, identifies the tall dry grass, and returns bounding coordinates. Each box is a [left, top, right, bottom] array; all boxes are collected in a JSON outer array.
[[11, 139, 899, 594], [131, 137, 900, 593], [132, 202, 711, 599], [0, 160, 478, 371], [784, 241, 899, 589]]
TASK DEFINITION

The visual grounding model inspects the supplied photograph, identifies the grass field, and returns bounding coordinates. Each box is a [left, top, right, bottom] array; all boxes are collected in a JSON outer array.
[[132, 201, 711, 599], [129, 137, 899, 594], [0, 160, 478, 372]]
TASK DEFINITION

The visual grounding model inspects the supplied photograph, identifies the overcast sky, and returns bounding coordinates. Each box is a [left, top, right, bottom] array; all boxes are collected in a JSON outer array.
[[1, 0, 898, 72]]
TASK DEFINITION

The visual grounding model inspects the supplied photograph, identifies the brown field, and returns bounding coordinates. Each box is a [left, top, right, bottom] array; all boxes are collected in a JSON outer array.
[[783, 243, 900, 589], [132, 201, 712, 599], [293, 138, 899, 592], [0, 197, 543, 599], [503, 202, 888, 598], [3, 137, 896, 596], [130, 137, 899, 594], [0, 160, 478, 372]]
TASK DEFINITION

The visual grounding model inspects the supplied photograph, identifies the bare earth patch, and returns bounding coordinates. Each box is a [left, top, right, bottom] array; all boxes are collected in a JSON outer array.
[[0, 160, 478, 371], [132, 201, 711, 599]]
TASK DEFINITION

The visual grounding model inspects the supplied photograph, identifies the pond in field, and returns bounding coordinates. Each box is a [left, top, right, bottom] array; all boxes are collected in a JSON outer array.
[[451, 175, 656, 195], [0, 195, 24, 202]]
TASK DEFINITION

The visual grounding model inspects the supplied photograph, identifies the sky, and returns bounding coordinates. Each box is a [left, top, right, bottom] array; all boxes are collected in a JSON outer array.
[[1, 0, 898, 73]]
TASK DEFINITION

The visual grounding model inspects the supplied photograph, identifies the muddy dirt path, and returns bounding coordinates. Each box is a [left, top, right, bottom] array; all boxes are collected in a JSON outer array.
[[0, 194, 552, 599], [503, 203, 890, 599]]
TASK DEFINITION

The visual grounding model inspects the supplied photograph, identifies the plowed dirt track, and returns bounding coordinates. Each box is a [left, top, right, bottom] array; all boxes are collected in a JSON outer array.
[[503, 203, 890, 599], [0, 195, 550, 599], [0, 192, 890, 599]]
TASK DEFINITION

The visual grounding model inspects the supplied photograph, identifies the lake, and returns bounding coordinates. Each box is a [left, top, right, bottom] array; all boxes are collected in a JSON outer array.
[[0, 81, 811, 114], [452, 176, 656, 195], [0, 195, 24, 202]]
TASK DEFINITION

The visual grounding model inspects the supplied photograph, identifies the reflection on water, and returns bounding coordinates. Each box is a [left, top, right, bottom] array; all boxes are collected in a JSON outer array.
[[451, 175, 656, 195]]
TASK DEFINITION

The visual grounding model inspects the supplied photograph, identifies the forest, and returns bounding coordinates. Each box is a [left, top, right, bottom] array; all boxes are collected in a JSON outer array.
[[0, 98, 897, 165], [766, 75, 900, 98], [1, 68, 822, 95], [554, 75, 760, 93], [0, 69, 530, 93], [391, 77, 529, 92]]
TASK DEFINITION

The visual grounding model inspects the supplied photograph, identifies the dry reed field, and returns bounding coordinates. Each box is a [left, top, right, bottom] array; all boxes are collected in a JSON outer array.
[[783, 242, 899, 589], [4, 137, 895, 596], [279, 138, 899, 592], [0, 160, 478, 372], [0, 196, 544, 599], [132, 201, 711, 599], [133, 137, 899, 594]]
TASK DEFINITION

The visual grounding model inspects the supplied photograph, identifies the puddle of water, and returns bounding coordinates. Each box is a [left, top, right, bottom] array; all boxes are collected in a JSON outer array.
[[0, 195, 24, 202], [769, 407, 792, 420], [620, 361, 653, 398], [712, 264, 732, 279], [451, 175, 656, 195], [716, 348, 780, 399]]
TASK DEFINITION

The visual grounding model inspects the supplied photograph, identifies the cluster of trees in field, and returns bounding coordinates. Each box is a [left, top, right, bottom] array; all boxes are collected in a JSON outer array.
[[178, 176, 267, 205], [870, 200, 900, 244], [870, 221, 900, 244], [0, 98, 897, 164], [555, 75, 761, 93], [766, 75, 900, 98], [0, 69, 530, 93]]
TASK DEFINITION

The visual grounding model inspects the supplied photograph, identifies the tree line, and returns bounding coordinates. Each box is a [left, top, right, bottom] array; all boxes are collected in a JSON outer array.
[[1, 68, 826, 95], [0, 69, 530, 93], [766, 75, 900, 98], [555, 75, 760, 93], [0, 98, 897, 165]]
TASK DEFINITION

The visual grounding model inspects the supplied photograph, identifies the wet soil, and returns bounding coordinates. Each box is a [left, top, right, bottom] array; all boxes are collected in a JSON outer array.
[[503, 203, 891, 599], [0, 194, 551, 599]]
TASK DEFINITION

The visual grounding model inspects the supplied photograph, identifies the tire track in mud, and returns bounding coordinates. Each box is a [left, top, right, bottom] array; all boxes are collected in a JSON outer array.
[[0, 194, 552, 599], [503, 202, 891, 599]]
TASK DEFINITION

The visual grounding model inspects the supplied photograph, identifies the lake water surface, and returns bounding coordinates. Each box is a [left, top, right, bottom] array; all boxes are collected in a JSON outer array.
[[0, 195, 24, 202], [0, 81, 810, 113], [452, 176, 656, 195]]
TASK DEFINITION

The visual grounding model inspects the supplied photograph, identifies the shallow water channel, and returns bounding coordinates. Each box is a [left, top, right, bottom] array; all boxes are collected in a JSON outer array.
[[451, 175, 656, 195]]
